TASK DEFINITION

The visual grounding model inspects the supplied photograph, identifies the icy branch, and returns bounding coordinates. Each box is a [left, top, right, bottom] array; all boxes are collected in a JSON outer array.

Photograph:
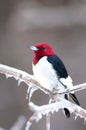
[[26, 97, 86, 130], [58, 83, 86, 95], [46, 112, 51, 130], [0, 64, 86, 94], [28, 97, 86, 118], [0, 64, 86, 130], [0, 64, 51, 94]]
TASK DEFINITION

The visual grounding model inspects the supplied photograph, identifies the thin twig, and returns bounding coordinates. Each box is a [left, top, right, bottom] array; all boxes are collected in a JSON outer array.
[[46, 113, 51, 130], [25, 113, 37, 130], [58, 83, 86, 95], [10, 115, 26, 130]]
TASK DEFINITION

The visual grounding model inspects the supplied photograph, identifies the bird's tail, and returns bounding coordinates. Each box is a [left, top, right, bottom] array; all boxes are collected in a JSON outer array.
[[64, 93, 80, 118], [64, 94, 70, 118], [64, 108, 70, 118], [69, 93, 80, 106]]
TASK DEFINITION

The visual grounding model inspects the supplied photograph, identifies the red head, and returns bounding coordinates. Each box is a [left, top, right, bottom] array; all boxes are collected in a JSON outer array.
[[28, 42, 55, 64]]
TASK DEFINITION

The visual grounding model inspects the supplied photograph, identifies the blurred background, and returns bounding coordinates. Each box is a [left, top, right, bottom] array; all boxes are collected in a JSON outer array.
[[0, 0, 86, 129]]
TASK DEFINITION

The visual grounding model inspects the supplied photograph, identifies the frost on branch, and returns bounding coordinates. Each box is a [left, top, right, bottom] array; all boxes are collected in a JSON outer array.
[[28, 97, 86, 120], [0, 64, 86, 130]]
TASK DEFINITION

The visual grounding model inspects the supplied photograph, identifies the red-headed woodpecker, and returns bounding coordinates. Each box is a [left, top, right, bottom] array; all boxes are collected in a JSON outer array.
[[28, 42, 80, 118]]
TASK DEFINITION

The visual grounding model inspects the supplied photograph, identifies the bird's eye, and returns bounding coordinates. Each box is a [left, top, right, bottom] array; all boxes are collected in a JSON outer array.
[[38, 46, 46, 50], [42, 46, 46, 50]]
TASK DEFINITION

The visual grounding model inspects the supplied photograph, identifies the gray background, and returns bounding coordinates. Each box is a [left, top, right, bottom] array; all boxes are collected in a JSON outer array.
[[0, 0, 86, 129]]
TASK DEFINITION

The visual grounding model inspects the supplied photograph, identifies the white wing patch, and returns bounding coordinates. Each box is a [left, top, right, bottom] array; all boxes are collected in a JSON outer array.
[[59, 76, 73, 89]]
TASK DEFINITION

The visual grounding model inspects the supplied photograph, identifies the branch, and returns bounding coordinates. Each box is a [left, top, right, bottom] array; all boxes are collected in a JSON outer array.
[[0, 64, 86, 130], [58, 83, 86, 94], [28, 97, 86, 118], [46, 113, 51, 130], [0, 64, 86, 94], [0, 64, 51, 94], [26, 97, 86, 130]]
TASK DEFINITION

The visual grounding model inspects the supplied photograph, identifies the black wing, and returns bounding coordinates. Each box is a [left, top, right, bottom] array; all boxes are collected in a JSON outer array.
[[47, 54, 68, 78], [47, 55, 80, 116]]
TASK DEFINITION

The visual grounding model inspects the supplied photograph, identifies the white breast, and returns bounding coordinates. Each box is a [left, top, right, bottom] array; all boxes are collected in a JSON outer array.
[[32, 56, 59, 92]]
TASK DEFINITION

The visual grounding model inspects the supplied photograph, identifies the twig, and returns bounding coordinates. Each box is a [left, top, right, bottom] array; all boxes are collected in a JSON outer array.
[[25, 113, 37, 130], [58, 83, 86, 95], [46, 113, 51, 130], [10, 115, 26, 130]]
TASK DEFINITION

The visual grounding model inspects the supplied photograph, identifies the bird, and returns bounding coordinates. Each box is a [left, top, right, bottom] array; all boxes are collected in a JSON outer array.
[[28, 42, 80, 118]]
